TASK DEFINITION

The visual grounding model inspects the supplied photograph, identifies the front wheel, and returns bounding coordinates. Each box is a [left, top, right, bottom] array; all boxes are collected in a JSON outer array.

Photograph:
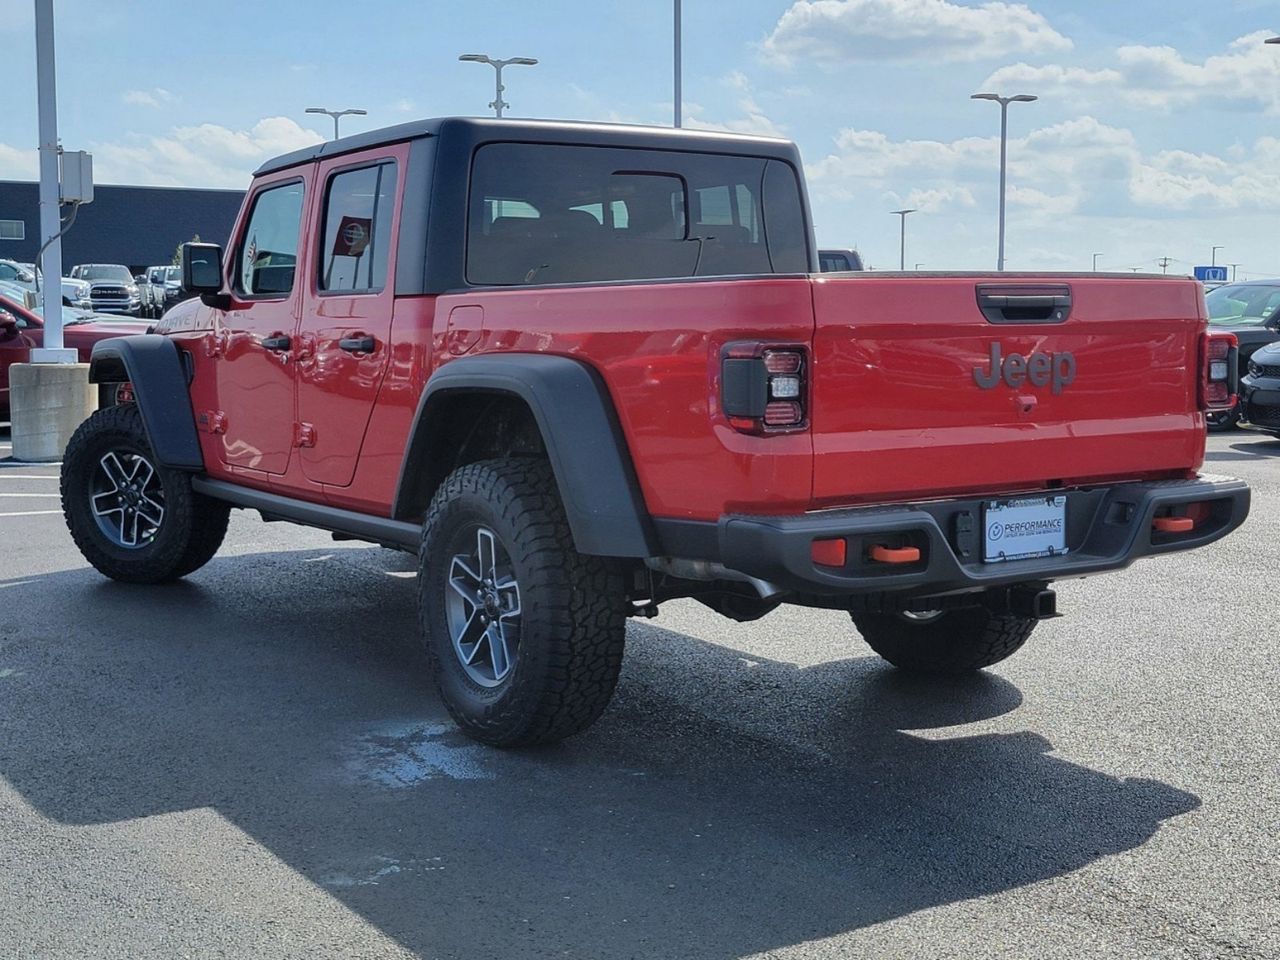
[[61, 405, 229, 584], [1207, 407, 1241, 432], [419, 458, 627, 747], [851, 604, 1038, 674]]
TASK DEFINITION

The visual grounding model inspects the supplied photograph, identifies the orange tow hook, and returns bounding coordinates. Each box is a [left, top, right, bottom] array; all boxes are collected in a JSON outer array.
[[869, 544, 921, 564]]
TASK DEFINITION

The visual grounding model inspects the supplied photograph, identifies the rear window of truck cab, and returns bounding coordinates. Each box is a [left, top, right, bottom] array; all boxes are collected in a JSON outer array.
[[465, 143, 808, 286]]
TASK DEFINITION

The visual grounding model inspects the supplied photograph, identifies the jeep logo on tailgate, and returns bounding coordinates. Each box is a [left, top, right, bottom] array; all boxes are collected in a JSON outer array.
[[973, 342, 1076, 395]]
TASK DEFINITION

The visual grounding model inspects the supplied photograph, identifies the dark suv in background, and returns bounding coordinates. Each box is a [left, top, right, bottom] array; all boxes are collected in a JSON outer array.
[[1205, 280, 1280, 429], [68, 263, 142, 316]]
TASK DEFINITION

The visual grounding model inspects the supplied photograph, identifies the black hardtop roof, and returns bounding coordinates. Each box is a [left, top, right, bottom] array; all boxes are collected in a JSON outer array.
[[254, 116, 798, 176]]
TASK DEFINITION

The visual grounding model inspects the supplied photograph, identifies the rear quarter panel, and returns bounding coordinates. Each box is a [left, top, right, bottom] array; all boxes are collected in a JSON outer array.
[[430, 278, 816, 521]]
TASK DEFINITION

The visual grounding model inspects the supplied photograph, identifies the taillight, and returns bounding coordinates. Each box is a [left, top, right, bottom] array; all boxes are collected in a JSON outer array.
[[721, 342, 808, 433], [1201, 331, 1238, 411]]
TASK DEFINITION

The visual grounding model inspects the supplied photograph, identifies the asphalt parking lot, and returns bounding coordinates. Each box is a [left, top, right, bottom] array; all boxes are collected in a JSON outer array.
[[0, 425, 1277, 959]]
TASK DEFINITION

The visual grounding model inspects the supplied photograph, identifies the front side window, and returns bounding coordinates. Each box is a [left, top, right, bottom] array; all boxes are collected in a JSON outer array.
[[237, 181, 304, 296], [466, 143, 810, 286], [318, 161, 398, 293]]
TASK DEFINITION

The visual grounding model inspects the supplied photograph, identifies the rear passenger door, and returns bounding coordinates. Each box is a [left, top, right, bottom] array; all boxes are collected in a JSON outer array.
[[295, 144, 404, 487]]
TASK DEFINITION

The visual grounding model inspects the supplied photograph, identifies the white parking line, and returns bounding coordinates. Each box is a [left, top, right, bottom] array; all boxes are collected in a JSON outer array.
[[0, 510, 61, 518], [0, 493, 59, 498], [0, 474, 59, 480]]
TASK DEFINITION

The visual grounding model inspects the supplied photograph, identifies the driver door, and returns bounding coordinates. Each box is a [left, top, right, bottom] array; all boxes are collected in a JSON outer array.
[[210, 171, 312, 476]]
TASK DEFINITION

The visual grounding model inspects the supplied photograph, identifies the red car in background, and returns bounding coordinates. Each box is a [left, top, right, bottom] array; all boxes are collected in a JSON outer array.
[[0, 293, 149, 418]]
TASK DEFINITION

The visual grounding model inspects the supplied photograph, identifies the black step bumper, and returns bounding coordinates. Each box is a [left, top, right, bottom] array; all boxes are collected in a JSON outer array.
[[654, 474, 1250, 598]]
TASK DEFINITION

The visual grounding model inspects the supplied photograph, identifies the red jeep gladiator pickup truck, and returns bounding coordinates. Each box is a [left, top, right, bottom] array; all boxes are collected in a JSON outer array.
[[60, 118, 1249, 747]]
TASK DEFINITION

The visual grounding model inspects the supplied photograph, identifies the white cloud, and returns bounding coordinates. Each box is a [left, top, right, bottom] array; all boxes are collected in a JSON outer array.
[[85, 117, 324, 188], [685, 74, 786, 137], [0, 142, 38, 180], [762, 0, 1072, 66], [983, 31, 1280, 112], [123, 88, 177, 108], [807, 115, 1280, 229], [900, 185, 977, 212]]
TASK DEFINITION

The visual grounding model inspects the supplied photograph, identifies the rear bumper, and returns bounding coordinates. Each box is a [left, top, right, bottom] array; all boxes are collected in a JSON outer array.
[[654, 474, 1250, 598]]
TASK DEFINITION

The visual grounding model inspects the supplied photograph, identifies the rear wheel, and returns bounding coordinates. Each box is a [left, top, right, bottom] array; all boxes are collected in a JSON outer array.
[[61, 405, 229, 584], [419, 458, 627, 747], [851, 604, 1037, 674]]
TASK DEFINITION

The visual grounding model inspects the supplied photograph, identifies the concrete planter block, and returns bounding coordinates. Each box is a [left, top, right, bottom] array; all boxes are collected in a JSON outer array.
[[9, 363, 96, 463]]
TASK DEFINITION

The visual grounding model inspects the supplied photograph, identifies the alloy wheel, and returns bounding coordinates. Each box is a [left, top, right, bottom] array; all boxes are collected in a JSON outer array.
[[90, 450, 165, 549], [444, 526, 523, 687]]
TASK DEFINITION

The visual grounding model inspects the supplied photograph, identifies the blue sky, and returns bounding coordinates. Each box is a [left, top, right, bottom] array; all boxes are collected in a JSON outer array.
[[2, 0, 1279, 275]]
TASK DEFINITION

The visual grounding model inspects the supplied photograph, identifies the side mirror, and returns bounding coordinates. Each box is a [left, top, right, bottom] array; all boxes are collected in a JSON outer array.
[[0, 313, 18, 340], [182, 241, 229, 308]]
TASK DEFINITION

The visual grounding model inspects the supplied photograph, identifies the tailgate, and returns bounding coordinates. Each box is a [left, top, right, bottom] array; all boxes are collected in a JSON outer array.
[[810, 274, 1206, 506]]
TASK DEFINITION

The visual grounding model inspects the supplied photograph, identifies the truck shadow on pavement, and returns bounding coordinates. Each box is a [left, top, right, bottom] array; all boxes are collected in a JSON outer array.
[[0, 546, 1199, 959]]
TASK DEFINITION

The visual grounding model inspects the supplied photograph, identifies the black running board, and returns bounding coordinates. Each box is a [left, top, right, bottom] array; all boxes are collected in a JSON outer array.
[[191, 476, 420, 550]]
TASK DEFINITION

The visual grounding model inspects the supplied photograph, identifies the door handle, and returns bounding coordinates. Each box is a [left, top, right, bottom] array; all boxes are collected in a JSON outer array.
[[338, 335, 376, 353], [261, 334, 292, 351]]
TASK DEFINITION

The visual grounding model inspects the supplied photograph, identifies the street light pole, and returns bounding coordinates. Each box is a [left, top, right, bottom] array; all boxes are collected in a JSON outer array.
[[1092, 252, 1103, 272], [890, 209, 915, 271], [459, 54, 538, 118], [970, 92, 1037, 272], [304, 106, 367, 140], [33, 0, 72, 360], [1228, 262, 1242, 282], [673, 0, 682, 127], [1211, 245, 1223, 267]]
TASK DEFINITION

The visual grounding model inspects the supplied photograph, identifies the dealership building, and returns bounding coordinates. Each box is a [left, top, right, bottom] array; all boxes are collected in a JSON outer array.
[[0, 180, 244, 274]]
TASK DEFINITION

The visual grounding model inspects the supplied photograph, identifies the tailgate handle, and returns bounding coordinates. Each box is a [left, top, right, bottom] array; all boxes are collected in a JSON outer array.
[[976, 285, 1072, 325]]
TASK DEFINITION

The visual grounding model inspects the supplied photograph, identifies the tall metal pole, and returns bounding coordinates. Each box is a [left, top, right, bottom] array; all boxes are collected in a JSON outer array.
[[891, 209, 915, 270], [493, 62, 506, 118], [997, 101, 1008, 272], [674, 0, 682, 127], [971, 93, 1036, 272], [34, 0, 68, 358], [1211, 245, 1223, 266], [1092, 253, 1102, 271]]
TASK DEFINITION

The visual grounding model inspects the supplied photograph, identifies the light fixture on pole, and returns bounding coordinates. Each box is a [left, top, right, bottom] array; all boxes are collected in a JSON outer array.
[[459, 54, 538, 119], [890, 209, 916, 271], [305, 106, 367, 140], [970, 92, 1037, 272], [1211, 245, 1223, 266], [1227, 262, 1242, 282], [1092, 252, 1103, 272]]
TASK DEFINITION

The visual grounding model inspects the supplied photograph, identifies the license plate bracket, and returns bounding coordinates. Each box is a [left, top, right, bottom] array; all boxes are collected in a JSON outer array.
[[983, 496, 1067, 563]]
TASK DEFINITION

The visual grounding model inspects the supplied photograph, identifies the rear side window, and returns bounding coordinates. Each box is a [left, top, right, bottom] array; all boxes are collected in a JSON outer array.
[[318, 161, 398, 293], [237, 181, 304, 296], [466, 143, 810, 286]]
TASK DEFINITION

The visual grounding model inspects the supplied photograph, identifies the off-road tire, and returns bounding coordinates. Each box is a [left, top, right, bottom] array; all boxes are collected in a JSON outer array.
[[419, 458, 627, 747], [851, 605, 1037, 674], [1206, 407, 1241, 432], [61, 405, 229, 584]]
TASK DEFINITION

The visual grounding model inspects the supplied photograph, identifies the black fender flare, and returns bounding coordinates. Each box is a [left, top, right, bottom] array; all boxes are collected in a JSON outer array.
[[393, 353, 658, 558], [88, 335, 204, 470]]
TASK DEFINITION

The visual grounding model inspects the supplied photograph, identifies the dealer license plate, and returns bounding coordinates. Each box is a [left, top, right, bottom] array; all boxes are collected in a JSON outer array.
[[983, 496, 1067, 562]]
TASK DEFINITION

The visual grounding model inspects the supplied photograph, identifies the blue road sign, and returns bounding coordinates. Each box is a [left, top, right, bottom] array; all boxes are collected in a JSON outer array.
[[1194, 265, 1229, 283]]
